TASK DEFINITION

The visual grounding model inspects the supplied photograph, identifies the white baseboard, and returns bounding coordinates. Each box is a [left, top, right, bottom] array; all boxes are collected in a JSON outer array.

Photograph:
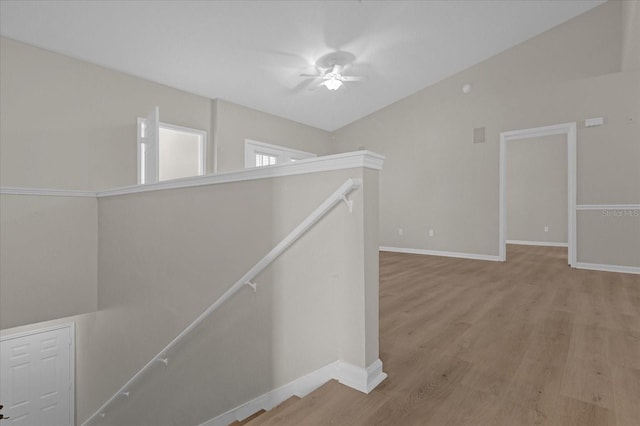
[[200, 359, 387, 426], [380, 246, 500, 262], [506, 240, 569, 247], [574, 262, 640, 275], [337, 359, 387, 394]]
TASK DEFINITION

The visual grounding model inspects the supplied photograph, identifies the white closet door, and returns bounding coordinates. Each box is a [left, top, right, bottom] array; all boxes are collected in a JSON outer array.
[[1, 325, 74, 426]]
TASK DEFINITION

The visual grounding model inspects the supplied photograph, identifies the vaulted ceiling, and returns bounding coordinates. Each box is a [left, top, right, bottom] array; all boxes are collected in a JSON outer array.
[[0, 0, 605, 131]]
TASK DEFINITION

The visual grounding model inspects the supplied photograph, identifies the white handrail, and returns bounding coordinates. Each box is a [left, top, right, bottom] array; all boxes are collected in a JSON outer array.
[[82, 178, 362, 425]]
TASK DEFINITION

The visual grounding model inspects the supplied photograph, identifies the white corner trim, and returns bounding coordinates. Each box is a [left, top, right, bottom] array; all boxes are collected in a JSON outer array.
[[380, 246, 501, 262], [506, 240, 569, 247], [0, 187, 96, 197], [98, 151, 385, 197], [576, 204, 640, 210], [574, 262, 640, 275], [199, 359, 387, 426]]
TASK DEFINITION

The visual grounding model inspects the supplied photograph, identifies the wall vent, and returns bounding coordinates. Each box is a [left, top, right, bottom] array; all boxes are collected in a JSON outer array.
[[473, 127, 486, 144]]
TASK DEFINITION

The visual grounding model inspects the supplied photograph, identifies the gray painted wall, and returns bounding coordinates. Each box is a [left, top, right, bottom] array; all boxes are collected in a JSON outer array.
[[1, 1, 638, 422], [333, 1, 640, 267], [213, 99, 332, 173], [1, 168, 380, 425], [0, 195, 98, 329], [0, 37, 212, 191], [0, 35, 335, 330]]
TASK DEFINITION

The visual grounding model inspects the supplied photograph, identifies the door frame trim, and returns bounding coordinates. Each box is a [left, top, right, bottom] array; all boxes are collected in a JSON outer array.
[[499, 122, 577, 266], [1, 322, 75, 426]]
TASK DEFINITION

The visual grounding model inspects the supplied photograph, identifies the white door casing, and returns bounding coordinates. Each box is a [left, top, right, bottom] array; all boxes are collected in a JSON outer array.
[[499, 122, 577, 266], [0, 324, 75, 426]]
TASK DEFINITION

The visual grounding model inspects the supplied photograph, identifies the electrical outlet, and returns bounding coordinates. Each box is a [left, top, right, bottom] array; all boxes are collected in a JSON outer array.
[[398, 228, 403, 237], [544, 225, 549, 233], [428, 228, 434, 237]]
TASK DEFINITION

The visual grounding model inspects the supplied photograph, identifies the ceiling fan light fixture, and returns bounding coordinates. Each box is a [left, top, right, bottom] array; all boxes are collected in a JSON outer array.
[[324, 77, 343, 91]]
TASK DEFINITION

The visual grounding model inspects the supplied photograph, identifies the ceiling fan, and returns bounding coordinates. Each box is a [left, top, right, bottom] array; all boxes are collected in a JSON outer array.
[[300, 51, 366, 91]]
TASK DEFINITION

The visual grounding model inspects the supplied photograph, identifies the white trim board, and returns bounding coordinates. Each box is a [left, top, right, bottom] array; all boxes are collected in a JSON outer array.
[[380, 246, 639, 275], [101, 150, 384, 197], [574, 262, 640, 275], [244, 139, 316, 168], [506, 240, 569, 247], [499, 122, 577, 266], [0, 187, 95, 197], [379, 246, 501, 262], [576, 204, 640, 210], [199, 359, 387, 426], [0, 151, 385, 199]]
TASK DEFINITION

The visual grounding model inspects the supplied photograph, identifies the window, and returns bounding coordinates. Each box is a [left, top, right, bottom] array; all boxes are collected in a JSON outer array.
[[138, 108, 207, 184], [255, 153, 278, 167], [244, 139, 316, 168]]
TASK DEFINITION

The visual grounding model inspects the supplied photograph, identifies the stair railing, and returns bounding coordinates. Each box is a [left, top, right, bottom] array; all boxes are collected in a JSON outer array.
[[82, 178, 362, 425]]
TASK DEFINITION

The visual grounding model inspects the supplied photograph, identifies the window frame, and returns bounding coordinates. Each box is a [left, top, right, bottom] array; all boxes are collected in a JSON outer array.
[[244, 139, 316, 168], [137, 120, 207, 184]]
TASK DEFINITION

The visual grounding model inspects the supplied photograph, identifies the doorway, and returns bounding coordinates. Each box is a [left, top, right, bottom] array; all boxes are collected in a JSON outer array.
[[499, 122, 577, 266]]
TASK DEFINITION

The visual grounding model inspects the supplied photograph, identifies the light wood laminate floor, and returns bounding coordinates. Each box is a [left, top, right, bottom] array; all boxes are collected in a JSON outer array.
[[244, 245, 640, 426]]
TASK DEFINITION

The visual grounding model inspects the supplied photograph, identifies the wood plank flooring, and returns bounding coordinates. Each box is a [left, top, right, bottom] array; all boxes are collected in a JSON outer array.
[[246, 245, 640, 425]]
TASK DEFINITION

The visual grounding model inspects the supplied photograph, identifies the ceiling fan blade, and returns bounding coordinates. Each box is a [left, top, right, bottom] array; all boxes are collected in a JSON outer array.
[[308, 80, 327, 91], [300, 73, 322, 78], [291, 78, 316, 94], [341, 75, 367, 82]]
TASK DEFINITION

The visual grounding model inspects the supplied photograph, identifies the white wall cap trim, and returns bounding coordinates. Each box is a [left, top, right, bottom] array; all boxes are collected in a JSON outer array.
[[0, 151, 384, 199], [576, 204, 640, 210], [506, 240, 569, 247], [0, 187, 96, 197], [574, 262, 640, 275], [98, 150, 383, 197], [380, 246, 501, 262]]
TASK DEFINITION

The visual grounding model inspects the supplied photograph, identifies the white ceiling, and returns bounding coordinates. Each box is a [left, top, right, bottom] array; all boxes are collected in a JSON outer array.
[[0, 0, 605, 131]]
